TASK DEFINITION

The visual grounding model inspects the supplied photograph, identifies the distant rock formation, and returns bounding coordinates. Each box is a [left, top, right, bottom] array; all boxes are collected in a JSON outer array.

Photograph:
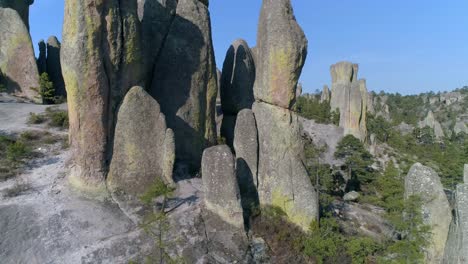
[[220, 39, 255, 149], [296, 83, 303, 98], [444, 164, 468, 263], [202, 145, 244, 229], [149, 0, 218, 171], [440, 91, 463, 106], [46, 36, 66, 98], [454, 121, 468, 135], [0, 0, 33, 29], [405, 163, 451, 264], [37, 40, 47, 74], [108, 87, 175, 198], [253, 0, 307, 109], [62, 0, 145, 191], [419, 110, 445, 139], [330, 62, 367, 142], [0, 7, 39, 101], [320, 85, 330, 103]]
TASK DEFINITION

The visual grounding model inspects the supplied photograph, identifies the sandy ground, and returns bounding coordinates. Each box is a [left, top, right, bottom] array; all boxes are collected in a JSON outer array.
[[0, 101, 154, 263]]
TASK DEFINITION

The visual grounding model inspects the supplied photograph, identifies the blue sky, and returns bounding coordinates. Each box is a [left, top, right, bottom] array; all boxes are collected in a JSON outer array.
[[30, 0, 468, 95]]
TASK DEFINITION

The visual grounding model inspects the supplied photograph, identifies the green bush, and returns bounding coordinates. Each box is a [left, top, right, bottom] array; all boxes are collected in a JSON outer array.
[[27, 112, 46, 124], [49, 111, 69, 128], [140, 178, 175, 205], [6, 141, 30, 162], [296, 96, 335, 124]]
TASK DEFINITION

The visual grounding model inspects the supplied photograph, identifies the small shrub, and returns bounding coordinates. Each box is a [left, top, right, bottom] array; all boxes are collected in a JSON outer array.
[[28, 113, 46, 124], [6, 141, 30, 162], [48, 110, 69, 128], [140, 178, 175, 205]]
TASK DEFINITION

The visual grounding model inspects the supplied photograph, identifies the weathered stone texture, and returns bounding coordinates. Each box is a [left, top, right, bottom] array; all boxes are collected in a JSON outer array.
[[254, 0, 307, 109], [202, 145, 244, 229], [253, 102, 318, 230], [320, 85, 330, 103], [62, 0, 144, 190], [0, 8, 39, 101], [46, 36, 66, 98], [0, 0, 33, 29], [405, 163, 451, 264], [149, 0, 217, 171], [419, 110, 445, 139], [108, 87, 175, 196]]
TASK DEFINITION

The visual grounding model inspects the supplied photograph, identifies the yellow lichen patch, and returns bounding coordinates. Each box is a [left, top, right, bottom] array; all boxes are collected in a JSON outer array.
[[268, 45, 296, 106], [272, 188, 312, 231], [68, 172, 109, 201]]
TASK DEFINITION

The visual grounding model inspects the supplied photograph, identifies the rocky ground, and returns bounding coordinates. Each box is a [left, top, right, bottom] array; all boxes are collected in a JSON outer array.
[[0, 100, 252, 264]]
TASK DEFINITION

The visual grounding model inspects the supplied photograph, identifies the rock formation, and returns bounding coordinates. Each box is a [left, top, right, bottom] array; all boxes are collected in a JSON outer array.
[[367, 92, 375, 114], [444, 164, 468, 263], [329, 62, 367, 142], [454, 121, 468, 135], [239, 0, 318, 230], [0, 7, 39, 101], [62, 0, 144, 191], [405, 163, 451, 264], [220, 39, 255, 148], [37, 40, 46, 74], [46, 36, 66, 98], [419, 110, 445, 139], [149, 0, 217, 171], [108, 87, 175, 197], [202, 145, 244, 229], [320, 85, 330, 103], [0, 0, 33, 29], [254, 0, 307, 109], [234, 109, 259, 216]]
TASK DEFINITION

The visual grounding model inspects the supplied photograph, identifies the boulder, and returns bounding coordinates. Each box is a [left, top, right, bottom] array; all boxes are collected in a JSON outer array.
[[405, 163, 451, 264], [419, 111, 445, 139], [202, 145, 244, 229], [108, 86, 175, 197], [62, 0, 144, 191], [0, 7, 39, 101], [149, 0, 217, 171], [234, 109, 259, 216], [46, 36, 66, 98], [220, 39, 255, 115], [254, 0, 307, 109], [37, 40, 46, 74], [253, 102, 318, 230], [0, 0, 33, 29], [320, 85, 330, 103], [343, 191, 360, 202]]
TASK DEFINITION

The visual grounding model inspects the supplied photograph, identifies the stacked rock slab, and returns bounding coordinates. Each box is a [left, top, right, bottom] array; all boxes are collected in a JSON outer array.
[[108, 86, 175, 198], [405, 163, 451, 264], [149, 0, 217, 171], [443, 165, 468, 263], [202, 145, 244, 229], [247, 0, 317, 231], [0, 7, 39, 101], [62, 0, 144, 191], [220, 39, 255, 149], [254, 0, 307, 109], [330, 62, 367, 142], [46, 36, 66, 98]]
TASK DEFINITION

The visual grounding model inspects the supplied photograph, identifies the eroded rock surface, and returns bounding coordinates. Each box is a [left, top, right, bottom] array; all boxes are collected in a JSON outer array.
[[0, 7, 39, 101], [46, 36, 66, 98], [108, 87, 175, 198], [405, 163, 451, 264], [149, 0, 217, 171], [419, 110, 445, 139], [62, 0, 144, 191], [254, 0, 307, 109], [253, 102, 318, 230]]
